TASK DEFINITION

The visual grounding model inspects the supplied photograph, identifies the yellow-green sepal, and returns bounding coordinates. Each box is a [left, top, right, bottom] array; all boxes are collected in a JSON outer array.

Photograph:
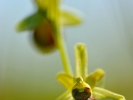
[[60, 10, 83, 26], [92, 87, 126, 100], [85, 69, 105, 89], [56, 73, 75, 90], [16, 11, 46, 32]]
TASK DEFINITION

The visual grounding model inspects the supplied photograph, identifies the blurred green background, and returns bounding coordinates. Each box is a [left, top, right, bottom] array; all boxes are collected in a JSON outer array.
[[0, 0, 133, 100]]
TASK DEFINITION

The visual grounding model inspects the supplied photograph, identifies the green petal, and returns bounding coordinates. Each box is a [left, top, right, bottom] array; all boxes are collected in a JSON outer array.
[[60, 10, 83, 26], [16, 12, 45, 31], [92, 87, 126, 100], [85, 69, 105, 88], [56, 90, 74, 100], [96, 75, 105, 88], [75, 43, 88, 79], [56, 73, 75, 90]]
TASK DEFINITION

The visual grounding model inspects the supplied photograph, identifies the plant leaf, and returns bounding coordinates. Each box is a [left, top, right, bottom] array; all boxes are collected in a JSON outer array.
[[16, 12, 45, 31], [92, 87, 126, 100], [56, 73, 75, 90], [60, 10, 83, 26], [85, 69, 105, 88]]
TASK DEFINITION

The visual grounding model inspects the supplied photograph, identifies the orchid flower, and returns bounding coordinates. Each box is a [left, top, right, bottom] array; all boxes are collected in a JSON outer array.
[[16, 0, 82, 53], [16, 0, 83, 75], [56, 43, 126, 100], [15, 1, 126, 100]]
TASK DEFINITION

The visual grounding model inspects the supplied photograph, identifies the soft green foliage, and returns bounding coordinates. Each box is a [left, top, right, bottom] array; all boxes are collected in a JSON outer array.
[[56, 44, 125, 100]]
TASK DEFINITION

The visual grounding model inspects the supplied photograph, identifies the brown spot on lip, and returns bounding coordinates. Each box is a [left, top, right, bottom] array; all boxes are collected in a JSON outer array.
[[72, 87, 91, 100]]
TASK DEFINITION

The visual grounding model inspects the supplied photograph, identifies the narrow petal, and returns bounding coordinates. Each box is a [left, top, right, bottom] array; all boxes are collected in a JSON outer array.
[[92, 87, 126, 100], [56, 90, 73, 100], [56, 73, 75, 90], [75, 43, 88, 79], [16, 12, 45, 31], [85, 69, 105, 88], [60, 10, 83, 26]]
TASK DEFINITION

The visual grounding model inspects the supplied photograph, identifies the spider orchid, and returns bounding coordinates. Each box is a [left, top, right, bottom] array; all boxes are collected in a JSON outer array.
[[56, 43, 126, 100], [16, 0, 82, 53]]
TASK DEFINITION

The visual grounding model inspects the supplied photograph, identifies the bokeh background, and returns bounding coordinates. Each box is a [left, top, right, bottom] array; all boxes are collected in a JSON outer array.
[[0, 0, 133, 100]]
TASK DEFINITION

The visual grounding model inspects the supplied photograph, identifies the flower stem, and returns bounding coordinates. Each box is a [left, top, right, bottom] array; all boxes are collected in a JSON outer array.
[[47, 0, 72, 75], [57, 33, 72, 75]]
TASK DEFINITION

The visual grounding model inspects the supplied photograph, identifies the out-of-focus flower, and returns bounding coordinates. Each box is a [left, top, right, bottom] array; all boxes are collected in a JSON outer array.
[[56, 43, 125, 100], [16, 0, 83, 53]]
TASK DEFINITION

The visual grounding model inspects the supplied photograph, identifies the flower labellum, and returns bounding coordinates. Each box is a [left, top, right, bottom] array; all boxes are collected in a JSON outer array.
[[33, 19, 56, 53], [72, 77, 92, 100]]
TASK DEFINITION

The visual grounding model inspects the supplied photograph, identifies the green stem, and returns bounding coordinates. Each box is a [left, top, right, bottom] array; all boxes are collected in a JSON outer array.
[[46, 0, 72, 75], [57, 33, 72, 75]]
